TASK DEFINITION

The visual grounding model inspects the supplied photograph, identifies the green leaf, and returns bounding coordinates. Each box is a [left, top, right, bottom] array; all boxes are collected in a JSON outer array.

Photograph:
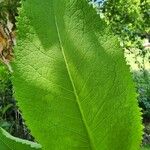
[[2, 104, 13, 116], [13, 0, 142, 149], [0, 127, 42, 150]]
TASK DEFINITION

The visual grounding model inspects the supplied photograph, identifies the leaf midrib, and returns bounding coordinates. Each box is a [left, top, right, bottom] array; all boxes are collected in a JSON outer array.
[[54, 15, 96, 150]]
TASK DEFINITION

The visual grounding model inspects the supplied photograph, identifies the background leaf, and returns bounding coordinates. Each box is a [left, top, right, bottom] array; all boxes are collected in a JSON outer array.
[[0, 127, 42, 150]]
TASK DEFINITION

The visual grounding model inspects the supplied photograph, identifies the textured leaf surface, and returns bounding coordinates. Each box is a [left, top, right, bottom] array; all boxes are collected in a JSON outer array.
[[0, 128, 42, 150], [13, 0, 142, 150]]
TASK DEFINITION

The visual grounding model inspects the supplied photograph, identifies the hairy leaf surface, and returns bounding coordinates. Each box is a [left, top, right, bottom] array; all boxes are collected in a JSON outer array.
[[0, 128, 41, 150], [13, 0, 142, 150]]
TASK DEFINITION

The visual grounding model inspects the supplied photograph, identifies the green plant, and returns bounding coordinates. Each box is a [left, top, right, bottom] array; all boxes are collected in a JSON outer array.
[[92, 0, 150, 49], [91, 0, 150, 123], [0, 0, 20, 26], [0, 63, 32, 140], [0, 0, 33, 141], [141, 145, 150, 150], [134, 70, 150, 120], [0, 127, 41, 150], [0, 0, 143, 150], [0, 64, 13, 131]]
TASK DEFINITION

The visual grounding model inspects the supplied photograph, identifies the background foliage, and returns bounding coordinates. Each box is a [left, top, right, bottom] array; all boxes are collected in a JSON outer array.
[[0, 0, 33, 141]]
